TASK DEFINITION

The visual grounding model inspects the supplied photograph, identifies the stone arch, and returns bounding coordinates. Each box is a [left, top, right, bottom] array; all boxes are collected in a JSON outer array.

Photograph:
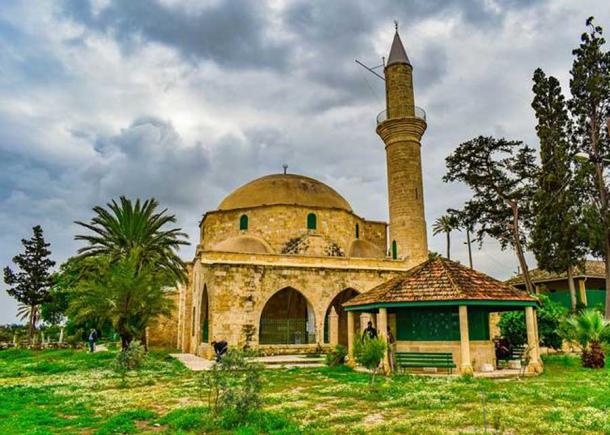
[[259, 287, 316, 345], [323, 288, 360, 346]]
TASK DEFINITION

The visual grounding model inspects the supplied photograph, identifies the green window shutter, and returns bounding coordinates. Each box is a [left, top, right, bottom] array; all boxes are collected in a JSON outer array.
[[392, 240, 397, 259], [239, 215, 248, 230], [307, 213, 317, 230], [202, 319, 209, 342], [395, 307, 460, 341], [467, 308, 490, 340]]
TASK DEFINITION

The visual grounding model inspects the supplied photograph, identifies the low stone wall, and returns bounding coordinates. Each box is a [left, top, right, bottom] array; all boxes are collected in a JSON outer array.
[[394, 340, 495, 372]]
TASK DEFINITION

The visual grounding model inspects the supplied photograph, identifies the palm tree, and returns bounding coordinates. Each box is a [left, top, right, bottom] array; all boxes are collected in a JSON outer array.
[[565, 309, 610, 368], [75, 197, 189, 283], [68, 253, 175, 349], [16, 303, 40, 342], [432, 215, 458, 260]]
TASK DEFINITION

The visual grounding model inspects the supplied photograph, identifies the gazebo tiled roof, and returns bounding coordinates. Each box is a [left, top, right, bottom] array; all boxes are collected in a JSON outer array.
[[505, 260, 606, 286], [344, 257, 537, 309]]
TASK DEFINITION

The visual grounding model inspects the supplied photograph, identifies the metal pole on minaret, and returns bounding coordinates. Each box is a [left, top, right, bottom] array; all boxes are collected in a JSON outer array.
[[377, 24, 428, 267]]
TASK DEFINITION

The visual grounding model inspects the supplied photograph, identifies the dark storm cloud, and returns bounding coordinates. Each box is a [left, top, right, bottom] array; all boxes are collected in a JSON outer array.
[[60, 0, 289, 69], [1, 0, 609, 324]]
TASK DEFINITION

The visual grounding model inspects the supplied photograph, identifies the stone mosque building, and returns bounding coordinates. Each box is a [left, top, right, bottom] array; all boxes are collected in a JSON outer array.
[[155, 30, 542, 375]]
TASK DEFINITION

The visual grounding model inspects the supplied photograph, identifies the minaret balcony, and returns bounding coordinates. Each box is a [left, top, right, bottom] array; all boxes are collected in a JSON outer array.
[[376, 107, 426, 124]]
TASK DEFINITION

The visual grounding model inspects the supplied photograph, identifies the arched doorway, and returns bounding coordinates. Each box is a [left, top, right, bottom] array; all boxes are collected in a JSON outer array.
[[259, 287, 316, 344], [200, 285, 209, 343], [324, 288, 360, 346]]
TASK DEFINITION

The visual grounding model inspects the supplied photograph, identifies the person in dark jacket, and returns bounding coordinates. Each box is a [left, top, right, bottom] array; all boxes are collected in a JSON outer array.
[[362, 321, 378, 340], [211, 340, 228, 362], [88, 329, 98, 352]]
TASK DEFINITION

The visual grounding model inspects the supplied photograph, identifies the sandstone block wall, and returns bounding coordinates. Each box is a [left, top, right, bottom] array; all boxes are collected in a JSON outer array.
[[182, 252, 406, 357], [200, 205, 387, 258]]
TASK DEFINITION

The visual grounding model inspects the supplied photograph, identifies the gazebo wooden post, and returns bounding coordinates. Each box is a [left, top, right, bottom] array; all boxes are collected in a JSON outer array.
[[525, 306, 543, 373], [328, 307, 339, 346], [377, 307, 390, 373], [347, 310, 355, 367], [458, 305, 473, 375]]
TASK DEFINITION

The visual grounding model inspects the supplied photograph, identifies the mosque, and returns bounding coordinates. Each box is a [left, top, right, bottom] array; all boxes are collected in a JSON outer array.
[[152, 30, 542, 375]]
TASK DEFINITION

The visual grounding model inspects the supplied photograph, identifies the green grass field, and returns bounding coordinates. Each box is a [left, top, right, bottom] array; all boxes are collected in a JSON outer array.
[[0, 349, 609, 434]]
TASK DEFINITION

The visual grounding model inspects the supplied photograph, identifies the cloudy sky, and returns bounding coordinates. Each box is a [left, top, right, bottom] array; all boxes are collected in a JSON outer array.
[[1, 0, 608, 323]]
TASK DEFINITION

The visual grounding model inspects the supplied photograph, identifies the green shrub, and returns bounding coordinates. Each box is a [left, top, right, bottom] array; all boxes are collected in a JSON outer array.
[[353, 336, 386, 384], [200, 349, 263, 427], [498, 294, 566, 349], [325, 345, 347, 367], [112, 340, 146, 385]]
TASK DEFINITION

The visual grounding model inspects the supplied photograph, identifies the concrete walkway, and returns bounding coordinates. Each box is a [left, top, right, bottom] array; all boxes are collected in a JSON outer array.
[[171, 353, 325, 371], [171, 353, 215, 371]]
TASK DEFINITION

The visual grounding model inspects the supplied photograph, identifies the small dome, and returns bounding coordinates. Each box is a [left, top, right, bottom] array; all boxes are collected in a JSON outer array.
[[213, 236, 273, 254], [218, 174, 352, 212], [348, 240, 385, 259]]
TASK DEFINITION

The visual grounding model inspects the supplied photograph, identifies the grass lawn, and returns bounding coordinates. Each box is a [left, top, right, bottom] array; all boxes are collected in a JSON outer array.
[[0, 349, 609, 434]]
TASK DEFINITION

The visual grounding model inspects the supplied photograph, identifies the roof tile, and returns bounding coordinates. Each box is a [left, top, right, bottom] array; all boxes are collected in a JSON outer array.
[[344, 257, 536, 307]]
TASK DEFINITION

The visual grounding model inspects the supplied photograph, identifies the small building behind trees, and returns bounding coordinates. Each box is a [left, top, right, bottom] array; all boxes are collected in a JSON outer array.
[[506, 261, 607, 312]]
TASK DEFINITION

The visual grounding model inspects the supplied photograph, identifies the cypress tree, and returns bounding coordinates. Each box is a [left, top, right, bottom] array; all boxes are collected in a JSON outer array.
[[530, 68, 586, 310], [3, 226, 56, 342], [568, 17, 610, 318]]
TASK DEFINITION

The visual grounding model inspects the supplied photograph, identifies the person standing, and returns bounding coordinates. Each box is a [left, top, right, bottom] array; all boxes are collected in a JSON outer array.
[[88, 328, 97, 352], [362, 321, 378, 340], [386, 325, 396, 373]]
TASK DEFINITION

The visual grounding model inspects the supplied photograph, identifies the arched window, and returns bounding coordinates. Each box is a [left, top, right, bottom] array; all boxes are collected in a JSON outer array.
[[355, 223, 360, 239], [191, 306, 196, 336], [259, 287, 316, 344], [392, 240, 398, 260], [200, 285, 209, 343], [307, 213, 317, 230], [239, 214, 248, 230]]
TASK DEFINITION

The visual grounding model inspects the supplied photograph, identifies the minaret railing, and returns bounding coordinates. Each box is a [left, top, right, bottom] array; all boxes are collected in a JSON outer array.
[[376, 106, 426, 124]]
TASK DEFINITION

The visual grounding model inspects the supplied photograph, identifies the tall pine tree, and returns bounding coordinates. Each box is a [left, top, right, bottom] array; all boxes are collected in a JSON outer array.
[[530, 68, 586, 310], [569, 17, 610, 318], [444, 136, 538, 293], [3, 225, 55, 341]]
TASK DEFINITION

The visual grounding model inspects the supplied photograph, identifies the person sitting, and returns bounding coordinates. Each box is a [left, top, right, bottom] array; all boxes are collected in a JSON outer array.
[[362, 321, 378, 340], [211, 340, 228, 362]]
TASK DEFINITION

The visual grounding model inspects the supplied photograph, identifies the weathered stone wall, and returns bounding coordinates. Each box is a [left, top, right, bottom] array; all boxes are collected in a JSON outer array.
[[147, 290, 180, 349], [200, 205, 387, 258], [183, 252, 407, 357]]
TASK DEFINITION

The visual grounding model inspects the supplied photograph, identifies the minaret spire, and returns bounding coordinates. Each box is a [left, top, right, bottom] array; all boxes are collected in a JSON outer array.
[[387, 26, 410, 66]]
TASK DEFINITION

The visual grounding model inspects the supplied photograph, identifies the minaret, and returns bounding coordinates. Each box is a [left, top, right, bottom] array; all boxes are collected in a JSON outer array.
[[377, 28, 428, 266]]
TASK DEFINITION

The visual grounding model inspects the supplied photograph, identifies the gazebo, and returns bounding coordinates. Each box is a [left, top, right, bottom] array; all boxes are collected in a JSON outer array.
[[343, 257, 542, 375]]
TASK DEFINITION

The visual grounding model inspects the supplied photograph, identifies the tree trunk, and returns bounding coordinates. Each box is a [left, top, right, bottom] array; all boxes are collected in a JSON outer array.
[[567, 265, 577, 311], [466, 228, 473, 269], [590, 115, 610, 319], [446, 231, 451, 260], [28, 308, 35, 344], [605, 246, 610, 320], [510, 203, 534, 294]]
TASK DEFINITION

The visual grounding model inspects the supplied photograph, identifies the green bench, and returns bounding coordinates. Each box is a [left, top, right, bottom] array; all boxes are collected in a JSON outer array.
[[497, 345, 527, 367], [395, 352, 456, 374]]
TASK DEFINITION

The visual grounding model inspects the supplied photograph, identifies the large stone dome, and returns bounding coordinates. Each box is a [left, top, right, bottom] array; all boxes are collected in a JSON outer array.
[[218, 174, 353, 212]]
